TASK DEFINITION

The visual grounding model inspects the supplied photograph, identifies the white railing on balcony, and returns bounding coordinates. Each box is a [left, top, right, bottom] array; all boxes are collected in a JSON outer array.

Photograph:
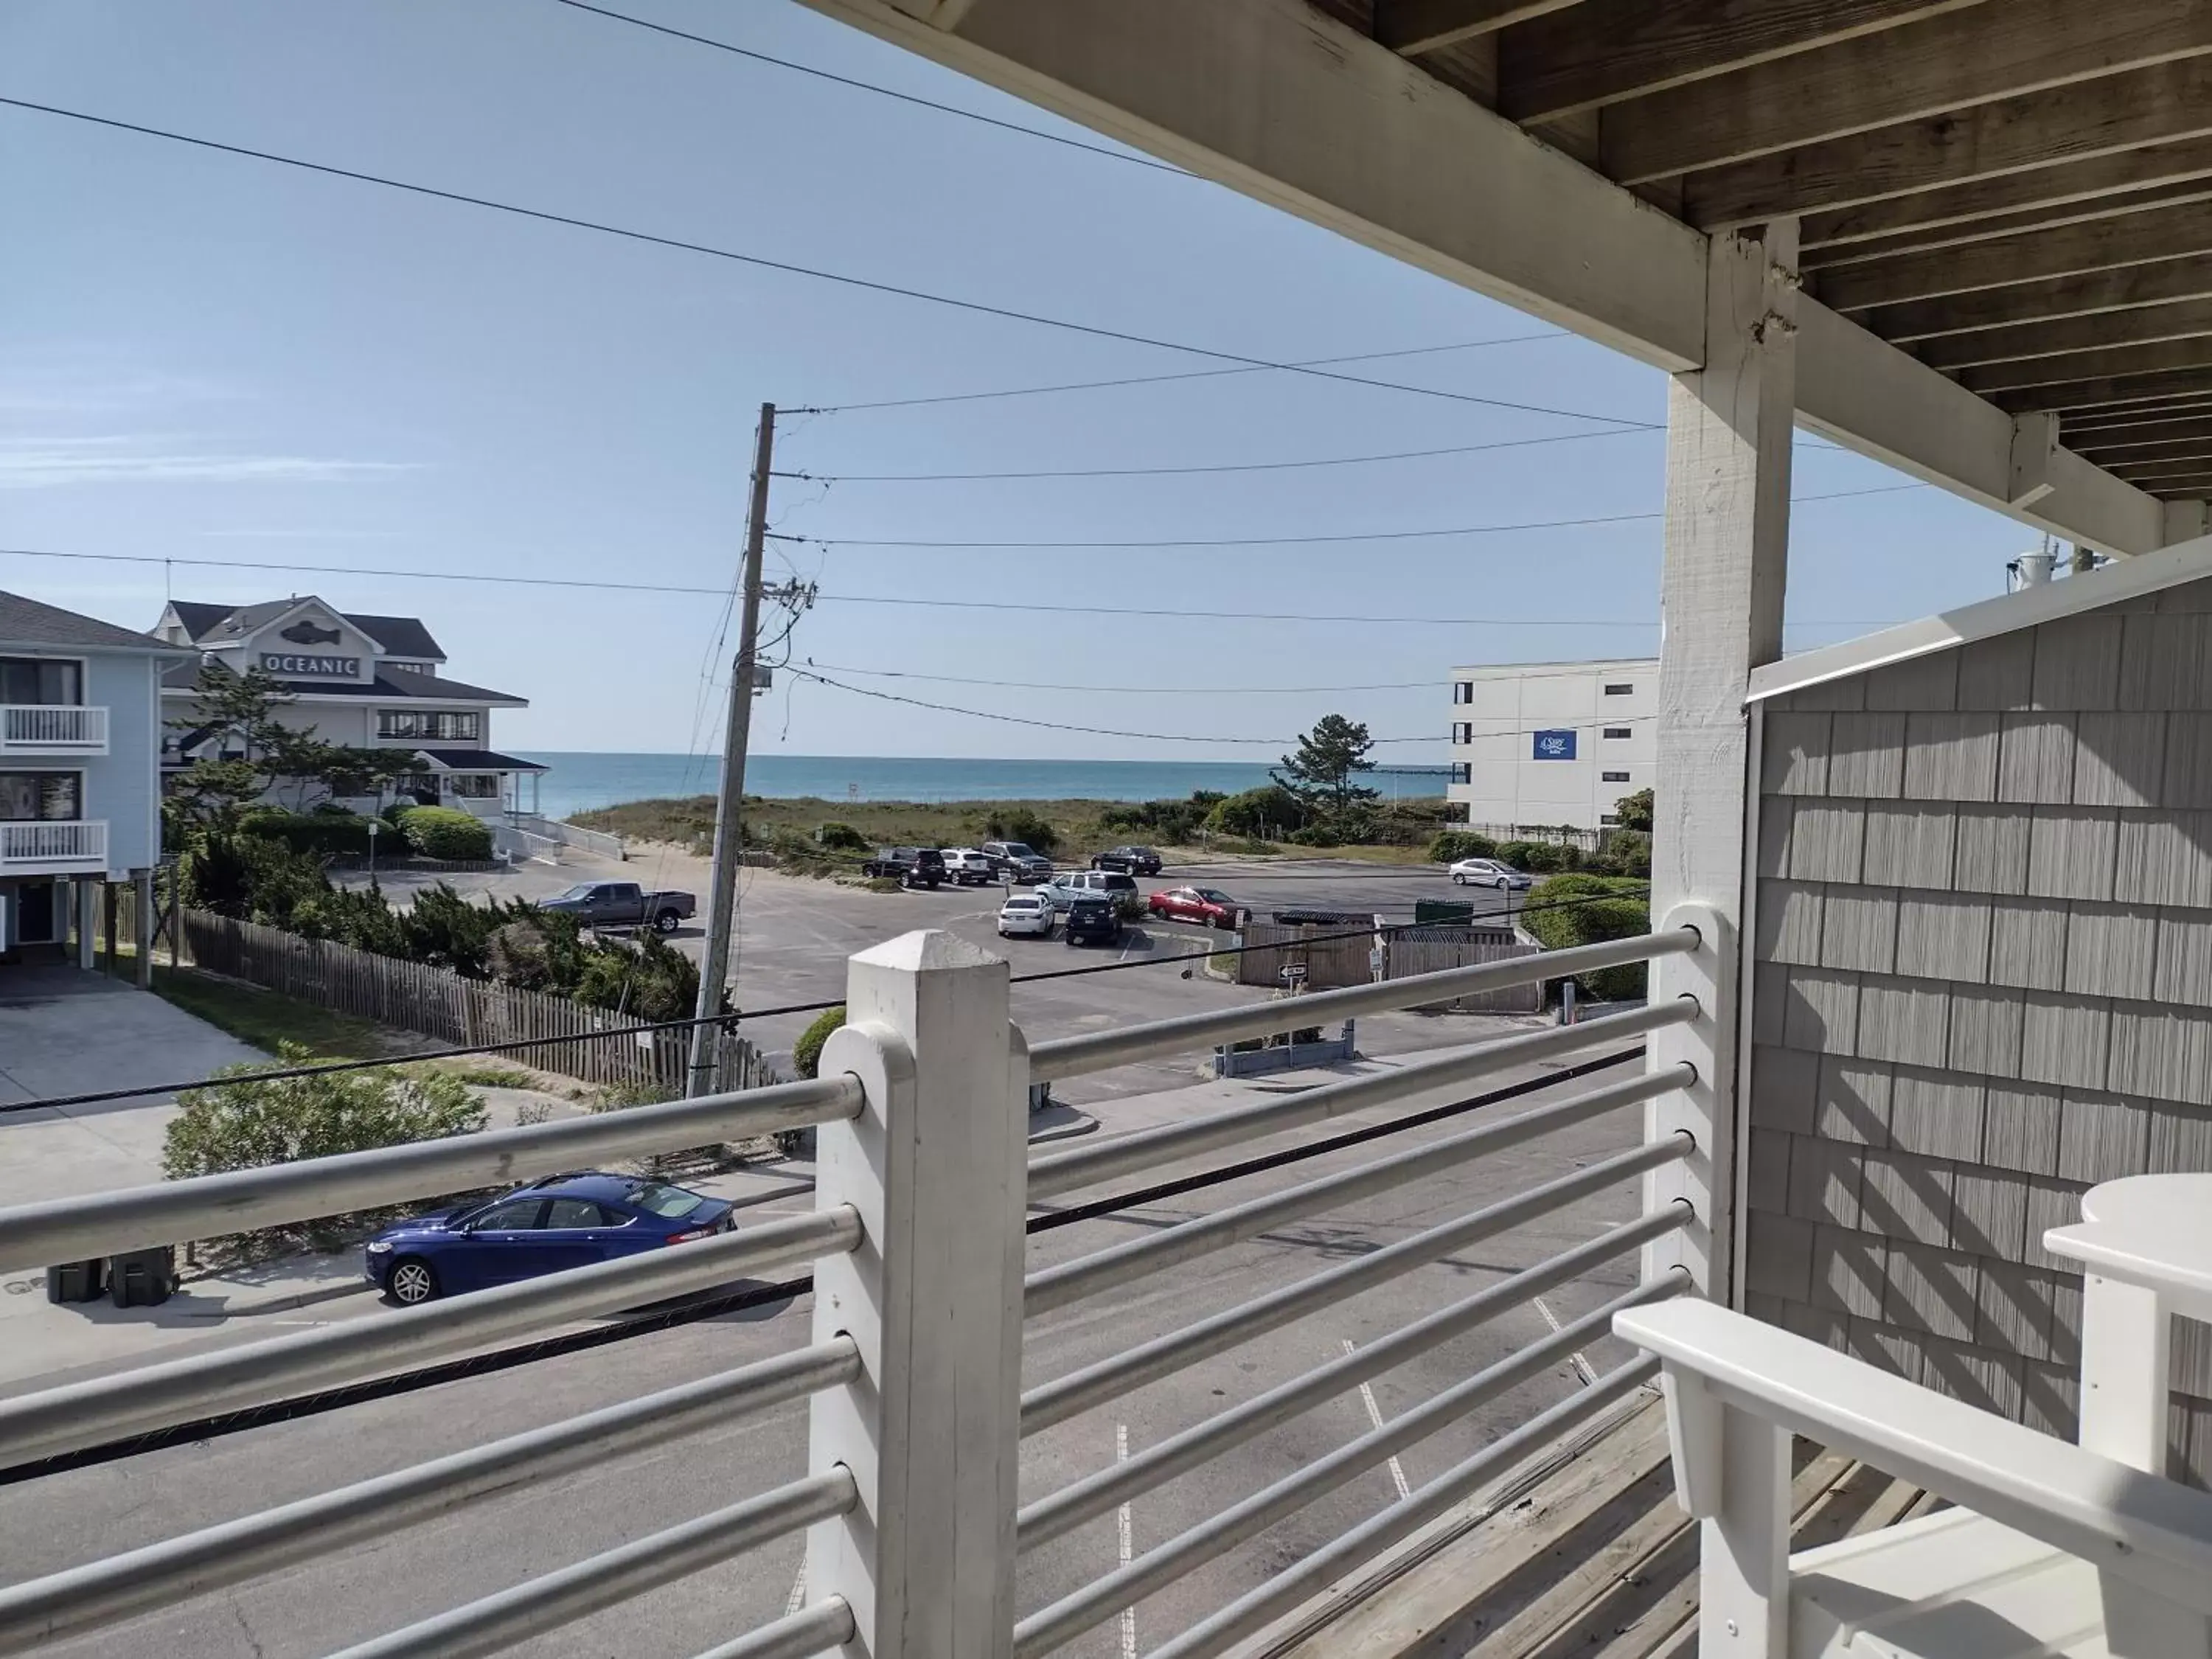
[[0, 915, 1716, 1658], [0, 818, 106, 871], [0, 704, 108, 754]]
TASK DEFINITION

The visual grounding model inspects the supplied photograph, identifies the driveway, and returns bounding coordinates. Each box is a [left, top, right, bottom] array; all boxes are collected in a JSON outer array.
[[0, 968, 264, 1205]]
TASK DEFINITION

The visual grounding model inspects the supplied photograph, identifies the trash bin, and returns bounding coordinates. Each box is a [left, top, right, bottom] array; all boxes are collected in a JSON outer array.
[[107, 1246, 175, 1308], [46, 1259, 105, 1305]]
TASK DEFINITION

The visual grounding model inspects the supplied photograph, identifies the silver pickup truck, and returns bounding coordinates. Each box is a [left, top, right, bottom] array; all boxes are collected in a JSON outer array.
[[538, 880, 698, 934]]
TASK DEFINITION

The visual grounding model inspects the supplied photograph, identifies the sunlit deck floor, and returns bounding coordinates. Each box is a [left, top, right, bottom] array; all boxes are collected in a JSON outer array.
[[1255, 1392, 1941, 1659]]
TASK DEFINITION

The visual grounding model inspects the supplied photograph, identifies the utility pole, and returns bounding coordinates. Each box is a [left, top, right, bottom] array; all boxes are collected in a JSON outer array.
[[688, 403, 776, 1096]]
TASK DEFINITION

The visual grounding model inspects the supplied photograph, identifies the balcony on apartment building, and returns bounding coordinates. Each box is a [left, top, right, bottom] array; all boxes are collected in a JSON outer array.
[[0, 703, 109, 756], [0, 818, 108, 874]]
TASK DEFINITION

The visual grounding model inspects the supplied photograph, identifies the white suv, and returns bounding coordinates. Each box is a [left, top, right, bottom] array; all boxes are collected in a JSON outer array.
[[941, 847, 995, 886], [1035, 869, 1138, 913]]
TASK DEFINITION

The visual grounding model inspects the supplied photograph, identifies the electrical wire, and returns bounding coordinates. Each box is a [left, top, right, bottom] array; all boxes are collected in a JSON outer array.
[[801, 663, 1444, 695], [0, 95, 1649, 431], [549, 0, 1189, 175], [773, 425, 1651, 484], [0, 888, 1644, 1116]]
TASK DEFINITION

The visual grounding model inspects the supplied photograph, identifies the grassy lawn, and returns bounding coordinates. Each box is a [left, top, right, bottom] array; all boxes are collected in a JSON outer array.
[[147, 962, 385, 1061]]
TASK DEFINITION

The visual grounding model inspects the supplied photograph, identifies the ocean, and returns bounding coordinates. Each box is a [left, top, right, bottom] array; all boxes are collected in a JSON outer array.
[[515, 753, 1447, 821]]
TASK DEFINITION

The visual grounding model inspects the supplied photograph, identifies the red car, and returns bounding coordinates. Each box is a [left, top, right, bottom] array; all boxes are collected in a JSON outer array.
[[1147, 886, 1243, 929]]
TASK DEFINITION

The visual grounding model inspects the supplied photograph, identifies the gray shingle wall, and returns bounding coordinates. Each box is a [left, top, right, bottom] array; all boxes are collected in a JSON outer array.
[[1751, 602, 2212, 1484]]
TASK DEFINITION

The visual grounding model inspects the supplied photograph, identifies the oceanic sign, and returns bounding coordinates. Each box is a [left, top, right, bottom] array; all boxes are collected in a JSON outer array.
[[1531, 729, 1577, 761], [261, 652, 362, 678], [279, 619, 344, 645]]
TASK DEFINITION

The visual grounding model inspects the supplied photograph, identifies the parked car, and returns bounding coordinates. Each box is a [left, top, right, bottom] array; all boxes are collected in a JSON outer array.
[[997, 893, 1054, 939], [538, 880, 698, 933], [1148, 886, 1244, 929], [1063, 895, 1125, 947], [1091, 845, 1164, 876], [942, 847, 996, 886], [861, 846, 948, 888], [364, 1172, 736, 1305], [1448, 857, 1532, 890], [1034, 869, 1137, 914], [981, 840, 1054, 883]]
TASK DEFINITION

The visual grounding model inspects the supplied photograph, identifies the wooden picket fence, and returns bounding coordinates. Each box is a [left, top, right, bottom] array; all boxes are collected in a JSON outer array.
[[178, 909, 771, 1095]]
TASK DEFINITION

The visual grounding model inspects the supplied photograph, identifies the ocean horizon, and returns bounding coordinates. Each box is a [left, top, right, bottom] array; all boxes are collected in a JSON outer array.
[[515, 752, 1448, 821]]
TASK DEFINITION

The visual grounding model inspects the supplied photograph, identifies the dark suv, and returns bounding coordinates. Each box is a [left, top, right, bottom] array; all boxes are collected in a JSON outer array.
[[1091, 845, 1164, 876], [861, 846, 947, 889], [1064, 895, 1125, 947]]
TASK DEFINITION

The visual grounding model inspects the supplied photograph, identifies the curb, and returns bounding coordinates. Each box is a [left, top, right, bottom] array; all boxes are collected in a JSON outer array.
[[190, 1276, 378, 1318], [1026, 1109, 1102, 1144]]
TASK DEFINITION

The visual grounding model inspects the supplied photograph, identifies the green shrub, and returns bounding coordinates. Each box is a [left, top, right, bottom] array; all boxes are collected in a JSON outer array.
[[984, 807, 1060, 855], [237, 807, 375, 857], [816, 821, 869, 852], [1523, 874, 1652, 1001], [1287, 824, 1340, 847], [1499, 838, 1583, 874], [163, 1043, 486, 1181], [1205, 785, 1307, 839], [381, 801, 420, 828], [793, 1006, 847, 1080], [1098, 795, 1209, 844], [1427, 830, 1499, 863], [1113, 891, 1147, 922], [397, 805, 493, 860]]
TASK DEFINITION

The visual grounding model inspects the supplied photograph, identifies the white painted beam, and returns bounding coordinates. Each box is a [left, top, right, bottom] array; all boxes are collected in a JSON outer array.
[[2008, 411, 2061, 507], [795, 0, 2174, 552]]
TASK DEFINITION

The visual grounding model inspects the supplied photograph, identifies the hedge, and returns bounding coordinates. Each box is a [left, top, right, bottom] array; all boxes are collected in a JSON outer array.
[[1427, 830, 1498, 863], [1523, 874, 1652, 1001], [397, 804, 494, 860], [238, 808, 376, 857]]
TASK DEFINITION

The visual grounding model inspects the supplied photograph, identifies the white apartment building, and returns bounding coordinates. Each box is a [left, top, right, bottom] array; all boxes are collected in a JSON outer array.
[[1446, 657, 1656, 833]]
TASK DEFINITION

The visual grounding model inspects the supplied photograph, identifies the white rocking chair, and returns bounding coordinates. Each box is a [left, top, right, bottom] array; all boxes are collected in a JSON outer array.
[[1615, 1301, 2212, 1659]]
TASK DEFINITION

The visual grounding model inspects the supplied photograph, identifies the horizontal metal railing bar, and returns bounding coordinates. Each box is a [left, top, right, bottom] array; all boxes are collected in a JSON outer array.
[[325, 1467, 858, 1659], [1028, 927, 1697, 1082], [688, 1599, 856, 1659], [0, 1339, 860, 1654], [0, 1207, 858, 1471], [1020, 1124, 1693, 1436], [1023, 1066, 1685, 1317], [1150, 1355, 1661, 1659], [1012, 1273, 1683, 1657], [1027, 998, 1696, 1200], [0, 1073, 862, 1274], [1017, 1204, 1687, 1552]]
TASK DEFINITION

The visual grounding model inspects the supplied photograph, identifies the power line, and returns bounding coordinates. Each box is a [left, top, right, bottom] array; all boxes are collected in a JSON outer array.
[[549, 0, 1188, 176], [0, 888, 1644, 1115], [773, 425, 1652, 484], [800, 662, 1444, 695], [0, 94, 1649, 431], [771, 484, 1926, 552], [796, 335, 1573, 414], [0, 543, 1902, 631]]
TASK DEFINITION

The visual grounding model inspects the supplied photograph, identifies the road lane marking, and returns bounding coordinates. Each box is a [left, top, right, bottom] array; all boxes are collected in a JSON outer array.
[[1532, 1295, 1600, 1386], [1117, 1422, 1137, 1659], [1340, 1339, 1411, 1500]]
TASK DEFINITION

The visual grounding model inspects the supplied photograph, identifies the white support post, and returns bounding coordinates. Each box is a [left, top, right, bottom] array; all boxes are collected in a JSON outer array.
[[2079, 1274, 2170, 1474], [73, 880, 96, 973], [804, 930, 1026, 1659], [1656, 1366, 1790, 1659], [1649, 221, 1799, 1303]]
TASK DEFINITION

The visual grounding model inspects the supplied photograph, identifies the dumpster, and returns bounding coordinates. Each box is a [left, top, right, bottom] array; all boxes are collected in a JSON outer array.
[[46, 1259, 105, 1304], [107, 1245, 176, 1308]]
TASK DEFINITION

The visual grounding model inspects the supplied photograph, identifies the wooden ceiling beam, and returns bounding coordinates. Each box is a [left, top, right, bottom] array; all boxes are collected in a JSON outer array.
[[1803, 136, 2212, 249], [1992, 364, 2212, 415], [2057, 402, 2212, 437], [1374, 0, 1581, 53], [1962, 337, 2212, 397], [1683, 56, 2212, 230], [2072, 435, 2212, 465], [1496, 0, 1975, 125], [1803, 178, 2212, 271], [1818, 201, 2212, 312], [1914, 296, 2212, 372], [1605, 0, 2212, 185], [1862, 256, 2212, 342]]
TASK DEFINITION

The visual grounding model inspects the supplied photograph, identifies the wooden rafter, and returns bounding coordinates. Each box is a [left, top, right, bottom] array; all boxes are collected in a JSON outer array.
[[1374, 0, 1580, 53], [1817, 202, 2212, 313], [2059, 402, 2212, 437], [1802, 180, 2212, 272], [1495, 0, 1976, 125], [2073, 436, 2212, 465], [1992, 364, 2212, 414], [1802, 137, 2212, 250], [1604, 1, 2212, 185], [1863, 258, 2212, 343], [1963, 338, 2212, 397], [1915, 296, 2212, 372], [1683, 56, 2212, 230]]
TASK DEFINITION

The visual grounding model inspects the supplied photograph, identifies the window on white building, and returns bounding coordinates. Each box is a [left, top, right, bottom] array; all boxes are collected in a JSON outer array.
[[1450, 762, 1471, 785], [378, 709, 480, 741], [1602, 770, 1630, 782], [446, 773, 501, 799], [1602, 683, 1635, 695], [1451, 722, 1473, 745], [1452, 681, 1473, 704], [0, 771, 81, 820], [1603, 727, 1632, 739]]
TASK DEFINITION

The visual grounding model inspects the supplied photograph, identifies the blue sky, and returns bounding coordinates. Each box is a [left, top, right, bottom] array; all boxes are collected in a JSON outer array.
[[2, 0, 2045, 762]]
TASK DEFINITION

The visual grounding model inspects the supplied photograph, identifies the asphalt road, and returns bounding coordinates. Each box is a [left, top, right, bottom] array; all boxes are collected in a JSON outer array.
[[1, 1053, 1654, 1659]]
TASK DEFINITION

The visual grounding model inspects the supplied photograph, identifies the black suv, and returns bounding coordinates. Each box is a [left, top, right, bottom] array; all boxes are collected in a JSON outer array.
[[861, 846, 947, 889], [1091, 845, 1163, 876], [1063, 895, 1125, 947]]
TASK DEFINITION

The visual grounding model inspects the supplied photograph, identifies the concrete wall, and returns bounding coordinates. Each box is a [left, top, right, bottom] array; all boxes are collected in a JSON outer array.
[[1743, 574, 2212, 1481], [1447, 658, 1655, 831]]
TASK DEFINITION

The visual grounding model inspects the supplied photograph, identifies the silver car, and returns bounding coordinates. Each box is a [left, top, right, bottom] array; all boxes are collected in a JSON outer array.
[[1448, 856, 1532, 889]]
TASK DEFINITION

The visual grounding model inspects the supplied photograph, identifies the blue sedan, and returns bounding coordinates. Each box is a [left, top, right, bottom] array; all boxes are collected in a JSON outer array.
[[364, 1172, 736, 1305]]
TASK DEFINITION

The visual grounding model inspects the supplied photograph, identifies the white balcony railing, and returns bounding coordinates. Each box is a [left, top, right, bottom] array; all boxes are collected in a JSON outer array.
[[0, 705, 108, 754], [0, 818, 107, 872], [0, 920, 1708, 1658]]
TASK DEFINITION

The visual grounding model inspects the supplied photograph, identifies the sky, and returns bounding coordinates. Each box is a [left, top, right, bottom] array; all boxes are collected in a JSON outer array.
[[1, 0, 2051, 764]]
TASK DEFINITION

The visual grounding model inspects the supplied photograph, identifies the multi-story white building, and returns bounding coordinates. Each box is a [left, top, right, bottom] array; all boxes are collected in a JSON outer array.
[[154, 597, 546, 816], [1446, 657, 1656, 834]]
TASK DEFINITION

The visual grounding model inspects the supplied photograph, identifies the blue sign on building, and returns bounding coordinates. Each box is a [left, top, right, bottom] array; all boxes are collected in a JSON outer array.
[[1531, 729, 1576, 761]]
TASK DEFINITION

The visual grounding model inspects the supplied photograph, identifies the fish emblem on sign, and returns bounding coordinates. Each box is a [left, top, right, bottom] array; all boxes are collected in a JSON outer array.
[[1531, 729, 1576, 760], [280, 620, 343, 645]]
